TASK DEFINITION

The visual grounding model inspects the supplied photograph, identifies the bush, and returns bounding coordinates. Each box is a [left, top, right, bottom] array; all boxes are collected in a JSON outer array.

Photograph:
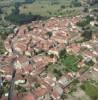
[[83, 7, 89, 12], [82, 28, 92, 41], [0, 8, 3, 14], [47, 31, 53, 37], [60, 5, 66, 9], [25, 0, 34, 3], [71, 0, 81, 7], [77, 19, 89, 27], [35, 83, 40, 88], [59, 49, 66, 58], [16, 85, 27, 92], [77, 16, 94, 28], [53, 69, 62, 79], [0, 42, 6, 55], [85, 60, 95, 66]]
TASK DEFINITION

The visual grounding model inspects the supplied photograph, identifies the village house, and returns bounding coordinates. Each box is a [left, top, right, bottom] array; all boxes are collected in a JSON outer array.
[[2, 92, 36, 100], [78, 60, 85, 68], [93, 63, 98, 72], [81, 42, 92, 49], [32, 55, 57, 64], [58, 76, 70, 88], [14, 74, 26, 85], [33, 61, 49, 72], [0, 54, 16, 65], [0, 66, 13, 81], [66, 43, 81, 54], [42, 74, 56, 87], [33, 87, 48, 100], [51, 35, 68, 44], [23, 93, 36, 100], [48, 48, 61, 57], [21, 64, 33, 75], [33, 39, 54, 52], [13, 56, 29, 69], [51, 90, 61, 100], [13, 42, 27, 55], [53, 84, 63, 96], [82, 50, 97, 63]]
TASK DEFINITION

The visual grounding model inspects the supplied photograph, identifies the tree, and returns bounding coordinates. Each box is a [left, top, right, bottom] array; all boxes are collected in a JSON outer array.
[[77, 16, 94, 28], [12, 3, 20, 15], [35, 83, 40, 88], [5, 12, 47, 25], [60, 5, 66, 9], [0, 42, 6, 55], [59, 48, 66, 58], [47, 31, 53, 38], [83, 7, 89, 12], [53, 69, 62, 79], [82, 28, 92, 40], [72, 0, 81, 7], [16, 85, 27, 93], [0, 8, 3, 14], [25, 0, 35, 3], [85, 60, 95, 66]]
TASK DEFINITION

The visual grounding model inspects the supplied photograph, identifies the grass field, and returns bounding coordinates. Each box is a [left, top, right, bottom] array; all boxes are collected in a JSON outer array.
[[1, 0, 98, 18], [0, 0, 98, 18], [81, 81, 98, 100], [19, 0, 83, 17], [61, 54, 80, 72]]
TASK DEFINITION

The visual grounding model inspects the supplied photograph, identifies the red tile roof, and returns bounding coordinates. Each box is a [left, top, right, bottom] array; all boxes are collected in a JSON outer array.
[[16, 56, 28, 64], [52, 90, 60, 99], [23, 93, 36, 100], [34, 87, 48, 97]]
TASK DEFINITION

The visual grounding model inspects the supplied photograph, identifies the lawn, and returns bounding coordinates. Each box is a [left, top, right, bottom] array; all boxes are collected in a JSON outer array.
[[81, 81, 98, 100], [61, 54, 80, 72]]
